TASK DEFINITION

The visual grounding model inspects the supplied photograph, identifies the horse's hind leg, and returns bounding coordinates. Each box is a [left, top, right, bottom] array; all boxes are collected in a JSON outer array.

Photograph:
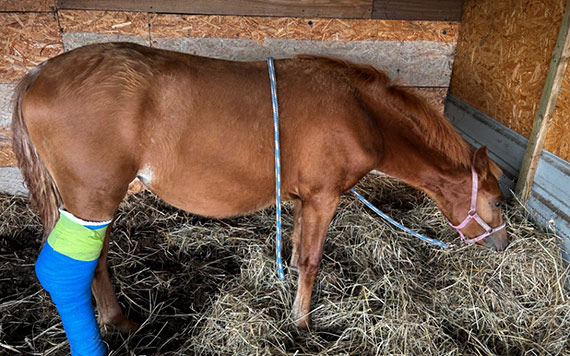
[[290, 199, 302, 272], [292, 192, 339, 329], [35, 177, 134, 354], [92, 219, 139, 334]]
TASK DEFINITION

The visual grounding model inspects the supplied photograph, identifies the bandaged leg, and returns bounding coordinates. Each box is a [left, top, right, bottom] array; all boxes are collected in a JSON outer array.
[[35, 208, 112, 356]]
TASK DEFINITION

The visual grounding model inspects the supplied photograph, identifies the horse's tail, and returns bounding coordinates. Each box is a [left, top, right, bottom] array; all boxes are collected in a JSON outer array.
[[11, 63, 62, 237]]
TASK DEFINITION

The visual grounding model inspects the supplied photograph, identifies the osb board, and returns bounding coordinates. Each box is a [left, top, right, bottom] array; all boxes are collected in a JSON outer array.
[[153, 37, 455, 87], [62, 33, 150, 51], [58, 10, 149, 37], [450, 0, 565, 139], [0, 83, 15, 127], [548, 64, 570, 161], [0, 12, 63, 83], [0, 128, 15, 168], [149, 14, 458, 43], [0, 0, 53, 11]]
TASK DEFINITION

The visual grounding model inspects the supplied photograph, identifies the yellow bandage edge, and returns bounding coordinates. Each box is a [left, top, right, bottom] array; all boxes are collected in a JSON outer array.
[[47, 212, 108, 261]]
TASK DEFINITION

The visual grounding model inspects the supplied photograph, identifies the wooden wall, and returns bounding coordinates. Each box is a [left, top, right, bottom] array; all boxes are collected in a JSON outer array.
[[549, 61, 570, 159], [450, 0, 569, 161], [0, 0, 460, 176]]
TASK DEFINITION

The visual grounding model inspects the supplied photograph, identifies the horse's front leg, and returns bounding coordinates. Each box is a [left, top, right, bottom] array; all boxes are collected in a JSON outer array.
[[292, 193, 339, 329], [92, 220, 139, 334]]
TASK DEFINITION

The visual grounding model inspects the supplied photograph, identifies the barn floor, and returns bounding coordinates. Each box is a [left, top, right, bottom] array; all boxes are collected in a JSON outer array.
[[0, 174, 569, 355]]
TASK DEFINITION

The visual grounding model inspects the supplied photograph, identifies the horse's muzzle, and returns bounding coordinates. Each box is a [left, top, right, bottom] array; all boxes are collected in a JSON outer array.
[[479, 228, 509, 251]]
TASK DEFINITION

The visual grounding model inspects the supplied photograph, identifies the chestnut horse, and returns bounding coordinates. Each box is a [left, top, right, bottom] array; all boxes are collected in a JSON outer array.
[[12, 42, 507, 332]]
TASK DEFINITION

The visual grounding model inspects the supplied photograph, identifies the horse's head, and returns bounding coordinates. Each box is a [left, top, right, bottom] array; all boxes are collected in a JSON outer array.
[[445, 147, 508, 251]]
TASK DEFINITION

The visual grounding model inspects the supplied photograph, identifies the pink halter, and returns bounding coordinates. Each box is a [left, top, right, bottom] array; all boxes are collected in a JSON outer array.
[[448, 166, 506, 244]]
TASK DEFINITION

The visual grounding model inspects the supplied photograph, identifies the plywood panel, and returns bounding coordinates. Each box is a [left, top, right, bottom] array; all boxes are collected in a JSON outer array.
[[0, 83, 15, 127], [548, 64, 570, 161], [372, 0, 463, 21], [0, 12, 63, 83], [450, 0, 565, 139], [57, 0, 373, 19], [152, 37, 454, 87], [150, 14, 458, 43]]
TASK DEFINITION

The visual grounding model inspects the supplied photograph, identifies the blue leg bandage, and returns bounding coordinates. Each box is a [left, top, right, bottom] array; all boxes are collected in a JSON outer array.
[[35, 209, 111, 356]]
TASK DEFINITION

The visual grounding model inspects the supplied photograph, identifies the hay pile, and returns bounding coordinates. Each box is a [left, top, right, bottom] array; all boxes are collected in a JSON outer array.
[[1, 174, 569, 355]]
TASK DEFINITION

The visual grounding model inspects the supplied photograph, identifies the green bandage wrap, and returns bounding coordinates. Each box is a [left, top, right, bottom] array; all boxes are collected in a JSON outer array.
[[47, 213, 107, 261]]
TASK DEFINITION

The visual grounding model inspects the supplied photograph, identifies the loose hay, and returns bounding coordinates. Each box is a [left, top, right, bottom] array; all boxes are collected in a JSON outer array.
[[0, 174, 569, 355]]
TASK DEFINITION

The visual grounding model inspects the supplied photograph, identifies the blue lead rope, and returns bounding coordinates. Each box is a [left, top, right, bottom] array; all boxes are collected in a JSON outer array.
[[267, 58, 447, 280], [268, 57, 285, 280], [351, 189, 448, 248]]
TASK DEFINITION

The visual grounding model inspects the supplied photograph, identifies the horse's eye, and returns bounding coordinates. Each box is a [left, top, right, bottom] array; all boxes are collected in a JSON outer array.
[[494, 201, 503, 208]]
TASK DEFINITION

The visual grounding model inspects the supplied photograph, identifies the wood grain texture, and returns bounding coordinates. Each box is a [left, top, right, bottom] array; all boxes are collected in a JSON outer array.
[[372, 0, 463, 21], [56, 0, 373, 19]]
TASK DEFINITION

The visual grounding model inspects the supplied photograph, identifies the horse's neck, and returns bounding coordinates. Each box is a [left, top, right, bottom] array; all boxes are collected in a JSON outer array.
[[377, 135, 469, 212]]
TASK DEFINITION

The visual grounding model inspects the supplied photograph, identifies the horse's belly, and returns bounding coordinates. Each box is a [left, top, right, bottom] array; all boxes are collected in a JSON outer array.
[[138, 164, 276, 218]]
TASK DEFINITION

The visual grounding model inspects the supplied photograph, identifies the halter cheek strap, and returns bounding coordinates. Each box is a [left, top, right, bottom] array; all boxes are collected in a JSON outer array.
[[448, 166, 506, 244]]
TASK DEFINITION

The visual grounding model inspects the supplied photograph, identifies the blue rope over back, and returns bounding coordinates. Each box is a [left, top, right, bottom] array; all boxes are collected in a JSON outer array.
[[351, 189, 448, 248], [268, 57, 285, 280]]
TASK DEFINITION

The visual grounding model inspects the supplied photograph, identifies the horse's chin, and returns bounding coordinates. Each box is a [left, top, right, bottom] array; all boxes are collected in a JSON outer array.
[[477, 230, 509, 251]]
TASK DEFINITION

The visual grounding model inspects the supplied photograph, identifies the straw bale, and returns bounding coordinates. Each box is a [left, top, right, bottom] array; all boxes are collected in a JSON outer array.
[[450, 0, 565, 139], [0, 0, 53, 12], [0, 12, 63, 83], [150, 14, 458, 43], [0, 128, 15, 168], [58, 10, 149, 37], [547, 63, 570, 161]]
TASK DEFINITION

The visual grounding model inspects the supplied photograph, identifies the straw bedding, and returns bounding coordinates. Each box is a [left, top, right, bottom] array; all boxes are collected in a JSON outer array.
[[0, 174, 569, 355]]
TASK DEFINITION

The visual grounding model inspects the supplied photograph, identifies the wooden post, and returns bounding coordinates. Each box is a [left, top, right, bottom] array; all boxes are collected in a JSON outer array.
[[515, 0, 570, 201]]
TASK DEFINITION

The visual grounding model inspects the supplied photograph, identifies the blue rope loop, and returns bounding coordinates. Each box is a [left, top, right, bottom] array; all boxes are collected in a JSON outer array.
[[268, 57, 285, 280], [351, 189, 448, 248]]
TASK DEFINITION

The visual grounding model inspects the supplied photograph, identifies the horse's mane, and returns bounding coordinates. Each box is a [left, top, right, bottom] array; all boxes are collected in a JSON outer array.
[[296, 55, 473, 169]]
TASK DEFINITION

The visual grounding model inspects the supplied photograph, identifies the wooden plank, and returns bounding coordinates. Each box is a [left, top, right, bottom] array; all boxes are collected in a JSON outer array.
[[0, 0, 53, 11], [516, 0, 570, 201], [56, 0, 373, 19], [372, 0, 463, 21]]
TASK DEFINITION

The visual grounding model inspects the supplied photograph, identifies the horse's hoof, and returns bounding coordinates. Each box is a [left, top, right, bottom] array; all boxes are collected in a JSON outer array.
[[295, 315, 312, 330], [102, 317, 140, 335]]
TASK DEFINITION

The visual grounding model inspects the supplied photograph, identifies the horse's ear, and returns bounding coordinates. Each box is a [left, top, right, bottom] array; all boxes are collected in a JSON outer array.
[[472, 146, 489, 177], [472, 146, 502, 180]]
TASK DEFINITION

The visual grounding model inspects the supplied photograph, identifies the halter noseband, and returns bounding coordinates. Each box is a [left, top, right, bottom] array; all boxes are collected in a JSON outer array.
[[448, 166, 506, 244]]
